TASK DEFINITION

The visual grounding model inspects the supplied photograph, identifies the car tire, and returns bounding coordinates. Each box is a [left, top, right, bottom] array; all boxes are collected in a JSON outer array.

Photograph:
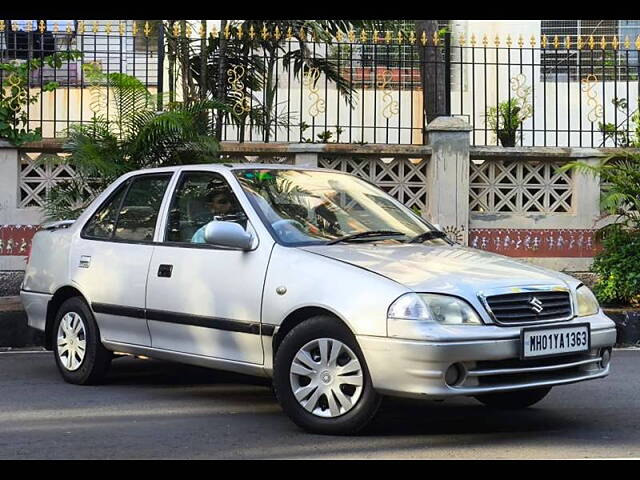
[[273, 315, 381, 435], [52, 297, 112, 385], [474, 386, 552, 409]]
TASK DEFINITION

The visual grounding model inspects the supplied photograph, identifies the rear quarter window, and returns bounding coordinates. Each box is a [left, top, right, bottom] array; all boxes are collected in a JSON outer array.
[[82, 181, 129, 240]]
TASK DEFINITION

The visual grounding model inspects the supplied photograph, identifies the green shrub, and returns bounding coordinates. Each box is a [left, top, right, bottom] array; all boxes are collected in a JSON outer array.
[[485, 98, 527, 147], [591, 226, 640, 306], [563, 153, 640, 306]]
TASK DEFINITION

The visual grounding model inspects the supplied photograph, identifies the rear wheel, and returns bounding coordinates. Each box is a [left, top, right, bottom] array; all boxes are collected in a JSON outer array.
[[52, 297, 112, 385], [273, 315, 381, 435], [474, 386, 552, 409]]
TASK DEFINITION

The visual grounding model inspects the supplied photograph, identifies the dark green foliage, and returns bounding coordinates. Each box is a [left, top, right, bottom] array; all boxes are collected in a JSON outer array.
[[591, 226, 640, 306], [43, 68, 227, 221], [563, 153, 640, 305]]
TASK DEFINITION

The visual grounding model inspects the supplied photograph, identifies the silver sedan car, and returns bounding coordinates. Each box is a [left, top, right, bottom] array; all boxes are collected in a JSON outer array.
[[21, 164, 616, 434]]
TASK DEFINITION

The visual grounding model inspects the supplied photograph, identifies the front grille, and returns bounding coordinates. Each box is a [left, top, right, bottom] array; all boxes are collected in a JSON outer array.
[[484, 290, 572, 324]]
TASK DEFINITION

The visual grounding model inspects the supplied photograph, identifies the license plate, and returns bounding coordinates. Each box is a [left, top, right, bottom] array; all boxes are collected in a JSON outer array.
[[521, 323, 591, 359]]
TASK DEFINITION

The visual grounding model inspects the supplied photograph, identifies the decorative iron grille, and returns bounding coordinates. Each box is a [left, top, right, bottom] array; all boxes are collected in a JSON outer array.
[[318, 156, 429, 214], [19, 151, 94, 208], [469, 158, 574, 214]]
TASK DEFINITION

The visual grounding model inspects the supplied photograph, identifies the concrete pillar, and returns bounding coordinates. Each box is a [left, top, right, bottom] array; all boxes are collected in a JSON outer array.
[[289, 144, 321, 167], [0, 143, 25, 271], [570, 151, 603, 230], [0, 142, 19, 225], [0, 144, 45, 272], [425, 116, 472, 245]]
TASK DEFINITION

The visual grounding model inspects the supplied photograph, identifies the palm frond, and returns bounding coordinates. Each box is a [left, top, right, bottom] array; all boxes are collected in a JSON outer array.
[[43, 178, 97, 221], [41, 71, 225, 218]]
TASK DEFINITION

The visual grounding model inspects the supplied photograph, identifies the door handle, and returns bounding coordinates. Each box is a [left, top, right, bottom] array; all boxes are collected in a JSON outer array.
[[157, 264, 173, 278]]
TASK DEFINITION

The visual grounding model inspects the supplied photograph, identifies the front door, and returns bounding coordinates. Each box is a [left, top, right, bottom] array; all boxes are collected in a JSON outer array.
[[145, 171, 273, 365]]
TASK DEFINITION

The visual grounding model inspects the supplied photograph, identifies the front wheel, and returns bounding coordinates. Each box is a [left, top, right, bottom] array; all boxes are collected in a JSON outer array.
[[474, 386, 552, 409], [52, 297, 112, 385], [273, 315, 381, 435]]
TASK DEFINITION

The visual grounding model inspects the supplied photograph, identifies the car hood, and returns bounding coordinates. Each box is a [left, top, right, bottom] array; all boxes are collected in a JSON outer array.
[[300, 243, 579, 297]]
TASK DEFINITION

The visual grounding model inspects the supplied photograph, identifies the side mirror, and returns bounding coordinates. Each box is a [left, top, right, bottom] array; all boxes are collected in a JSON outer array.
[[203, 221, 254, 250]]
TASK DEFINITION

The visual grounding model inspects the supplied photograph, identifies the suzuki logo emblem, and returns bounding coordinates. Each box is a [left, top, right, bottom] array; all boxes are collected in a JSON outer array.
[[529, 296, 544, 313]]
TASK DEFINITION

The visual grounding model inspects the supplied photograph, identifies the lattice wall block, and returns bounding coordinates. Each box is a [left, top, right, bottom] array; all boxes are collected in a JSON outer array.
[[469, 158, 574, 214], [318, 156, 429, 213], [19, 152, 92, 208]]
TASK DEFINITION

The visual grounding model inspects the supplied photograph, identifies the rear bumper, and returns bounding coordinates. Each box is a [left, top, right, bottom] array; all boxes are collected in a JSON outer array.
[[358, 316, 617, 399], [20, 289, 51, 333]]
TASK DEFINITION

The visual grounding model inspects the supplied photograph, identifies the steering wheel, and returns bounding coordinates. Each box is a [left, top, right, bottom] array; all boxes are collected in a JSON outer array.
[[272, 219, 307, 241]]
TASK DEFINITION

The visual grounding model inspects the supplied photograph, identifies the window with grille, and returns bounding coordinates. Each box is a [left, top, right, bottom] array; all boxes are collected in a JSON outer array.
[[540, 20, 640, 81], [1, 20, 74, 61]]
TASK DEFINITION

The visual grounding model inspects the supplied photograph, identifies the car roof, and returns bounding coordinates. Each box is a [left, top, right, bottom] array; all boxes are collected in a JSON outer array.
[[132, 163, 337, 174]]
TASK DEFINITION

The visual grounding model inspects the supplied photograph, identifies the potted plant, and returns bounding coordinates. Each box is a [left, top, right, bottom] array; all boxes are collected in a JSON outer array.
[[485, 98, 527, 147]]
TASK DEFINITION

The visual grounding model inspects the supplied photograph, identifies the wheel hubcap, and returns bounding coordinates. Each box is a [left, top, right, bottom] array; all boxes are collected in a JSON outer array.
[[289, 338, 364, 418], [57, 312, 87, 372]]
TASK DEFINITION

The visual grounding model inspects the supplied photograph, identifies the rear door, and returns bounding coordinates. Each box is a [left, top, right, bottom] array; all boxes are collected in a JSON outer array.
[[71, 173, 173, 346]]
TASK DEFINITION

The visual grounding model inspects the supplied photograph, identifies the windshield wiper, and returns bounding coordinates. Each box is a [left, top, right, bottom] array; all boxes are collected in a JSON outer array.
[[326, 230, 406, 245], [407, 230, 449, 244]]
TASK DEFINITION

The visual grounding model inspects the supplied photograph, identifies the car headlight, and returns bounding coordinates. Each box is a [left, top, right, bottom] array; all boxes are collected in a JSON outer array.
[[576, 285, 599, 317], [387, 293, 482, 339]]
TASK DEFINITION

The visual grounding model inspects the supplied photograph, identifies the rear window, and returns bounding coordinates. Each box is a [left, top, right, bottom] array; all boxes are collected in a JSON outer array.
[[83, 174, 172, 242]]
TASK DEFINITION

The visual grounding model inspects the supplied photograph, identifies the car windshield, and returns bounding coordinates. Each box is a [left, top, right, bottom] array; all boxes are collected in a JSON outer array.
[[234, 169, 446, 246]]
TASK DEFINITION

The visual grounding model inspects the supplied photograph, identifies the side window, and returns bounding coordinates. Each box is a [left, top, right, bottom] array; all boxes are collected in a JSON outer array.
[[82, 180, 130, 240], [113, 175, 172, 242], [165, 172, 247, 244], [82, 174, 172, 242]]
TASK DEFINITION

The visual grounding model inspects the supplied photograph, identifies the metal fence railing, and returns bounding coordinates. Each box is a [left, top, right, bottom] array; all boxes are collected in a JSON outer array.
[[0, 20, 160, 139], [2, 21, 640, 147], [447, 34, 640, 148]]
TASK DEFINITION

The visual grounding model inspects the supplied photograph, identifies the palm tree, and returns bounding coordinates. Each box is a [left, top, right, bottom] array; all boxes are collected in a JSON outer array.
[[179, 19, 391, 142], [43, 65, 227, 220]]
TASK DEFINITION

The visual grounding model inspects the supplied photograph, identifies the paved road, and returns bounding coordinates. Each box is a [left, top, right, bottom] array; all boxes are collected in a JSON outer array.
[[1, 349, 639, 459]]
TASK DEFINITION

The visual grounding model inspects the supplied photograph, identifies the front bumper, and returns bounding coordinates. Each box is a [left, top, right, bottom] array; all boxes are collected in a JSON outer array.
[[358, 314, 617, 399]]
